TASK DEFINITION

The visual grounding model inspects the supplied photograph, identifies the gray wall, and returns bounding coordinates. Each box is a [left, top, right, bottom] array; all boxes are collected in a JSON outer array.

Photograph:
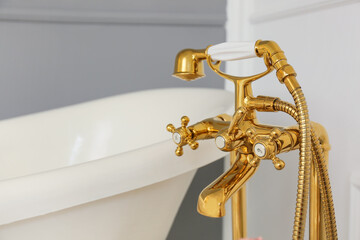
[[0, 23, 225, 119], [0, 1, 226, 239]]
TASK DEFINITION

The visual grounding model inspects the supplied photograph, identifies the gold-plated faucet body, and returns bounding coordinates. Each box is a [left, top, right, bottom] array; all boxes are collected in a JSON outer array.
[[167, 40, 338, 240]]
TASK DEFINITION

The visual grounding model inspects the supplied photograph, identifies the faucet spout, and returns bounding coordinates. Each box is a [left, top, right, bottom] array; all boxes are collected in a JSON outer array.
[[197, 153, 258, 218]]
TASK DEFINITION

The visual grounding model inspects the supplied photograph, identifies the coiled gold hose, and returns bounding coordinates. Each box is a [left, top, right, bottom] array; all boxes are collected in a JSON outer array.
[[289, 88, 312, 240], [254, 40, 313, 239], [273, 99, 338, 239]]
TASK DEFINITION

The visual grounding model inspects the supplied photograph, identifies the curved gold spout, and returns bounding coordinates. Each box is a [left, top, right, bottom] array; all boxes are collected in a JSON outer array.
[[197, 153, 258, 218]]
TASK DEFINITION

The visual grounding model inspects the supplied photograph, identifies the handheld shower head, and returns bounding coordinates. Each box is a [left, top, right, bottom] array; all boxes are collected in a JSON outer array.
[[172, 48, 206, 81], [172, 42, 258, 82]]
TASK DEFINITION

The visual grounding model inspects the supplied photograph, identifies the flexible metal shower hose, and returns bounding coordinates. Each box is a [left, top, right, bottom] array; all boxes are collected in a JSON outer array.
[[273, 99, 338, 239], [288, 88, 312, 240]]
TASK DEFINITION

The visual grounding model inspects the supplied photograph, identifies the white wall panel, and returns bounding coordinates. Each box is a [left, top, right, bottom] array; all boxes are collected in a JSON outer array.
[[349, 172, 360, 240], [226, 0, 360, 239]]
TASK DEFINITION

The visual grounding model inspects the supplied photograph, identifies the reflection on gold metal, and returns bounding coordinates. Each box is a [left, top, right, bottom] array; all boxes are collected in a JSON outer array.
[[167, 40, 337, 240]]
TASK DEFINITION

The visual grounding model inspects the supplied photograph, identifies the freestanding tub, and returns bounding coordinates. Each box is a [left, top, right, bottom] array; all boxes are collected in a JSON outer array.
[[0, 88, 233, 240]]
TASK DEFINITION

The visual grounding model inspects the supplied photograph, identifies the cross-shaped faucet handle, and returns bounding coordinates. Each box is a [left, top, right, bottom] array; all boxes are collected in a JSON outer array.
[[166, 116, 199, 156]]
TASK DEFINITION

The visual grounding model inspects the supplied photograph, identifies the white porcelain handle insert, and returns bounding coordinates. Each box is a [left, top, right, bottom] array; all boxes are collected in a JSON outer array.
[[207, 42, 257, 61]]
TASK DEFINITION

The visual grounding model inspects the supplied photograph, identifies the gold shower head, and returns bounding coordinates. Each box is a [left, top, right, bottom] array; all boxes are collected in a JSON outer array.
[[172, 48, 207, 81]]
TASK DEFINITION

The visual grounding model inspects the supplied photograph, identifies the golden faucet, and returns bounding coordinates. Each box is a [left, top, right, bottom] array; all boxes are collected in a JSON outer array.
[[167, 40, 338, 240]]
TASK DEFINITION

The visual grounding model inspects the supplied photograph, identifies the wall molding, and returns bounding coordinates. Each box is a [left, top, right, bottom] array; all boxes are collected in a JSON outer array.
[[0, 8, 225, 27], [250, 0, 360, 24]]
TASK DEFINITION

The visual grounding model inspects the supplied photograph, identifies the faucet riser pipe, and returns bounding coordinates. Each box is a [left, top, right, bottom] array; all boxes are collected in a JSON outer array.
[[232, 186, 247, 239], [232, 80, 249, 240]]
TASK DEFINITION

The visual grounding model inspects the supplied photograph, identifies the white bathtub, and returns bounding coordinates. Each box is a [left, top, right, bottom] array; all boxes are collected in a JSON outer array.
[[0, 88, 232, 240]]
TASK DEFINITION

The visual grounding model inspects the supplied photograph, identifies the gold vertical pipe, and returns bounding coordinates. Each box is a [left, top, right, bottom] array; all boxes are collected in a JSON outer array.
[[232, 80, 247, 240], [310, 159, 321, 240], [231, 184, 247, 239], [310, 147, 329, 240], [320, 148, 329, 239]]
